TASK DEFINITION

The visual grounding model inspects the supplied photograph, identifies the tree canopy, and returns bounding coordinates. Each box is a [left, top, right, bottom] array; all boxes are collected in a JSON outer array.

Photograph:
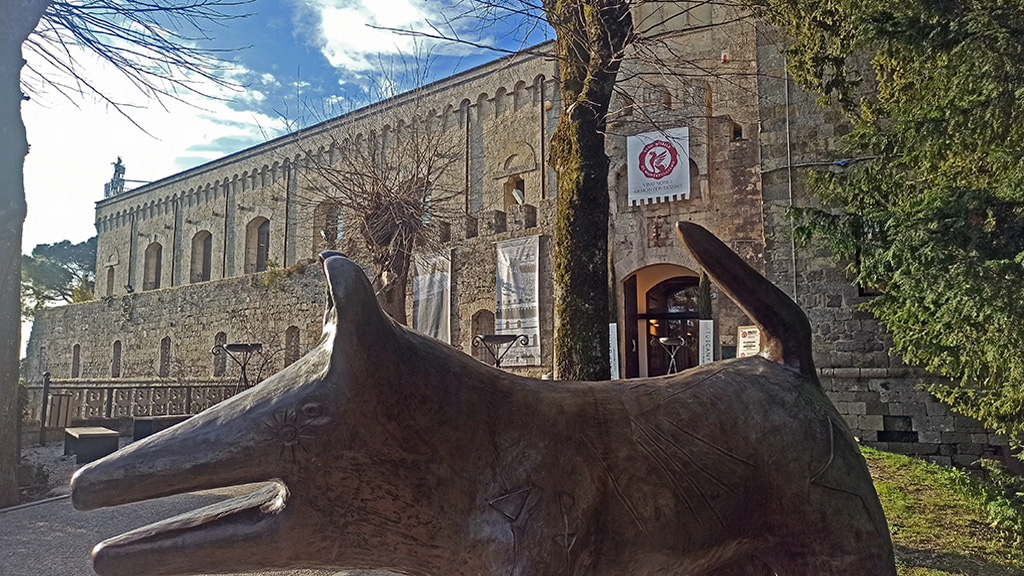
[[21, 236, 96, 318], [758, 0, 1024, 443]]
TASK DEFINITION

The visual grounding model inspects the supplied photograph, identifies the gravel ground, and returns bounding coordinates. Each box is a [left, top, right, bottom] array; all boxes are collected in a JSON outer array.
[[20, 437, 134, 499], [7, 439, 353, 576]]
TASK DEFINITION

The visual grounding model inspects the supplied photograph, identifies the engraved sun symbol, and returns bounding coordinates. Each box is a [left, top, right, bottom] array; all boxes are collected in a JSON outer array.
[[264, 410, 314, 462]]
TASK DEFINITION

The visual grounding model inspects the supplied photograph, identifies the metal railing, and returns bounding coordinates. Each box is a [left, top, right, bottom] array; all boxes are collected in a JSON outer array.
[[24, 376, 246, 430]]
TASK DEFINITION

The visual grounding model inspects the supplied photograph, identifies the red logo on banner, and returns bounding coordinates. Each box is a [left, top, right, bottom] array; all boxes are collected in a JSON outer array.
[[638, 140, 679, 180]]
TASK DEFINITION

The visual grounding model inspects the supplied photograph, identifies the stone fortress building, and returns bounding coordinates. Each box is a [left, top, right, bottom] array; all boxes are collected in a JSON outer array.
[[24, 3, 1011, 467]]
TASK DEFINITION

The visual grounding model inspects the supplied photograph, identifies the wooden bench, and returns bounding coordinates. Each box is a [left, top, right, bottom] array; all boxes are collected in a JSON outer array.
[[64, 427, 119, 464], [133, 415, 190, 441]]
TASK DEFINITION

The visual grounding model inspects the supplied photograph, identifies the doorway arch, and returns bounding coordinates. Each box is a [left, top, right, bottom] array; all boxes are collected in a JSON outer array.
[[622, 263, 700, 378]]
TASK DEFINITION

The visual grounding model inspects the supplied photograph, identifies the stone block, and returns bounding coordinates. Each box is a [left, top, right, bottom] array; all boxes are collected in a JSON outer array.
[[925, 402, 947, 416], [952, 454, 979, 467], [848, 402, 867, 415], [464, 216, 479, 239], [904, 403, 928, 417], [941, 432, 970, 444], [860, 414, 884, 431], [841, 414, 859, 430], [852, 391, 878, 402], [864, 401, 889, 416], [508, 204, 537, 230], [886, 441, 923, 455], [482, 211, 507, 235], [957, 443, 985, 457], [918, 431, 941, 444]]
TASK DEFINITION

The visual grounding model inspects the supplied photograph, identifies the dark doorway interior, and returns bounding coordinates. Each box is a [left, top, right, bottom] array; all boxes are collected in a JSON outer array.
[[642, 276, 699, 377]]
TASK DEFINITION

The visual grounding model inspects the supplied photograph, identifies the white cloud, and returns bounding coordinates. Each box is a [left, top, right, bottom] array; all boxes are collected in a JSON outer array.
[[20, 46, 288, 252], [307, 0, 453, 72]]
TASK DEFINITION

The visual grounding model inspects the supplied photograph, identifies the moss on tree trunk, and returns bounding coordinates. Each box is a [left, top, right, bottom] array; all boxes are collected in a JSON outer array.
[[543, 0, 631, 380]]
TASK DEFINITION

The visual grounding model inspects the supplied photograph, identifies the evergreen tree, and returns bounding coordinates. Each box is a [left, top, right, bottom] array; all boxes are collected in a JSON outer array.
[[757, 0, 1024, 444]]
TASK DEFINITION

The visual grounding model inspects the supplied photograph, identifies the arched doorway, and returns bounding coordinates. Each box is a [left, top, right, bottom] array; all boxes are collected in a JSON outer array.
[[644, 277, 700, 376], [622, 264, 701, 378]]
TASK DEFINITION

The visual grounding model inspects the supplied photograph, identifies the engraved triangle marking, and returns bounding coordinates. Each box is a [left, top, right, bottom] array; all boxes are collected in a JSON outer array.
[[488, 487, 532, 522]]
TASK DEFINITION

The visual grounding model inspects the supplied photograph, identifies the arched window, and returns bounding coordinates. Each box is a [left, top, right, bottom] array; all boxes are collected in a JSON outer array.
[[245, 217, 270, 273], [111, 340, 122, 378], [503, 176, 526, 211], [213, 331, 227, 377], [314, 202, 342, 250], [285, 326, 300, 366], [471, 310, 495, 363], [71, 344, 81, 378], [143, 242, 162, 290], [105, 267, 115, 297], [190, 231, 213, 283], [159, 336, 171, 377]]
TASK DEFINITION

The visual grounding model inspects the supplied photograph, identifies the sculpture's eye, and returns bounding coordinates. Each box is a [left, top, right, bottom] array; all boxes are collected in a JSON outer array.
[[302, 403, 323, 418]]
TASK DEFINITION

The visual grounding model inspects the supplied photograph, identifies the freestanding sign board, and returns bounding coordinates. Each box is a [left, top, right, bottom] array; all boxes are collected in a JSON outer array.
[[627, 127, 690, 205], [699, 320, 714, 365], [737, 326, 761, 358]]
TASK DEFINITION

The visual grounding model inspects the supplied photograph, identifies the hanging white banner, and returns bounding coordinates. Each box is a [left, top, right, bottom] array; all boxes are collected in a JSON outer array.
[[412, 251, 451, 344], [496, 236, 541, 366], [627, 127, 691, 205]]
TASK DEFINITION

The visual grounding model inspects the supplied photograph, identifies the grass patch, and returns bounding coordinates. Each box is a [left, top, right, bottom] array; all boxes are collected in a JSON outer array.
[[864, 447, 1024, 575]]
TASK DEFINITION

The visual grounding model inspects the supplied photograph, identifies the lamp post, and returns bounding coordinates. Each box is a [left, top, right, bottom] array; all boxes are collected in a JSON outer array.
[[38, 371, 51, 445], [211, 343, 263, 392], [472, 334, 529, 369]]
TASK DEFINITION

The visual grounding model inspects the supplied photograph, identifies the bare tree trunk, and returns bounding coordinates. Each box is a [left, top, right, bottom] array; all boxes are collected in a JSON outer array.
[[372, 236, 413, 325], [544, 0, 630, 381], [0, 0, 50, 507]]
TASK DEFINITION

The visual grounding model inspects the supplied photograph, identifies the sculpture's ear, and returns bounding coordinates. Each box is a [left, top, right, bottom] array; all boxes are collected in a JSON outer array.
[[317, 251, 384, 332], [675, 222, 815, 379]]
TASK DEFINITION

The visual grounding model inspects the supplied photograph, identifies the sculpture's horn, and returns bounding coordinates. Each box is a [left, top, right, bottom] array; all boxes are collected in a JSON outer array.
[[676, 222, 815, 379]]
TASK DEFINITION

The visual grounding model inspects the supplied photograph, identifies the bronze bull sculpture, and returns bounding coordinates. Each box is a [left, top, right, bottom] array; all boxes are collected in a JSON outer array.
[[71, 222, 896, 575]]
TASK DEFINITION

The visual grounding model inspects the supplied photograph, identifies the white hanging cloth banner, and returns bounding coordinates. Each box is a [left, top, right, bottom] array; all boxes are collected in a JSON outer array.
[[627, 127, 691, 205], [496, 236, 541, 366], [412, 251, 451, 344]]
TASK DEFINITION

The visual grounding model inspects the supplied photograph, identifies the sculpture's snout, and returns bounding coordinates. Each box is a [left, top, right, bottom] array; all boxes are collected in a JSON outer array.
[[69, 340, 337, 576]]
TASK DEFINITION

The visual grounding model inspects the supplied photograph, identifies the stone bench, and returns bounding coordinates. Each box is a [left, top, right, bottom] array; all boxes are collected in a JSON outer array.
[[133, 415, 190, 441], [64, 427, 119, 464]]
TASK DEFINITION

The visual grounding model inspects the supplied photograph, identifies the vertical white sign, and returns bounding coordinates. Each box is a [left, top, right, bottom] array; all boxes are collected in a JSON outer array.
[[699, 320, 714, 365], [627, 127, 690, 205], [412, 252, 451, 343], [496, 236, 541, 366], [609, 323, 620, 380], [737, 326, 761, 358]]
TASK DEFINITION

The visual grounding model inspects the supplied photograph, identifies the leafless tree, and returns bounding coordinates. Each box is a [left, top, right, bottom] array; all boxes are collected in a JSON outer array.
[[0, 0, 249, 506], [299, 82, 463, 324]]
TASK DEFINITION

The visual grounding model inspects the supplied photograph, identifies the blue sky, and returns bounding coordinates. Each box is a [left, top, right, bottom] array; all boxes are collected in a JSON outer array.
[[21, 0, 552, 251]]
